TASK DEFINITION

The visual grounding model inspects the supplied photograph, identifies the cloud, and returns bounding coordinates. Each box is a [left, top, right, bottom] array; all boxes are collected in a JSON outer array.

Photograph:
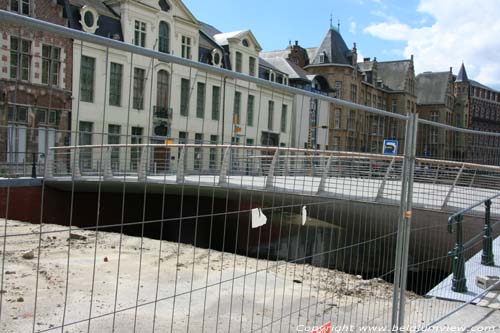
[[363, 0, 500, 88], [349, 20, 357, 34]]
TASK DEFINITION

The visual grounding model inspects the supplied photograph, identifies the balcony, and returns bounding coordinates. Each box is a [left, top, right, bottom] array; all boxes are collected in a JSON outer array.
[[153, 106, 173, 121]]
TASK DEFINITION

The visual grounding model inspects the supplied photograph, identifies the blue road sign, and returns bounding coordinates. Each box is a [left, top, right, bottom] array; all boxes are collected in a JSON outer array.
[[383, 140, 398, 155]]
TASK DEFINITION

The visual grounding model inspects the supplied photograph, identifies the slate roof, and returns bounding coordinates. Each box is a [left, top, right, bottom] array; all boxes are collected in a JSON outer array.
[[310, 28, 351, 65], [259, 57, 310, 81], [377, 60, 411, 91], [199, 21, 222, 38], [258, 58, 285, 74], [416, 72, 450, 105], [470, 80, 499, 93], [456, 63, 469, 82]]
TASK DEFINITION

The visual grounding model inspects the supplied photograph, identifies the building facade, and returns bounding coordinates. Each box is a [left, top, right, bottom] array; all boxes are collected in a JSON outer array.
[[416, 63, 500, 164], [0, 0, 72, 170], [262, 25, 417, 153]]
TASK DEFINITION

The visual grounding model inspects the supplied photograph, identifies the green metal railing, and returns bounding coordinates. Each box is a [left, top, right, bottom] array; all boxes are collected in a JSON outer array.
[[447, 193, 500, 292]]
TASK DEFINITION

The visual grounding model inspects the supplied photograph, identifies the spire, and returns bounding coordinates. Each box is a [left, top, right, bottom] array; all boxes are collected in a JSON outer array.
[[456, 62, 469, 82], [338, 19, 341, 32], [330, 14, 333, 29]]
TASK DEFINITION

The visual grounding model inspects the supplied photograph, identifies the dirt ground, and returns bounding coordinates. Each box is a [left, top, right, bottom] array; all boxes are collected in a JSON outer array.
[[0, 219, 419, 332]]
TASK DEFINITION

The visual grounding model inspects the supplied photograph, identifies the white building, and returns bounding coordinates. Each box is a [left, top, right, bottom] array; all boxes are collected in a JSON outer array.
[[65, 0, 330, 172]]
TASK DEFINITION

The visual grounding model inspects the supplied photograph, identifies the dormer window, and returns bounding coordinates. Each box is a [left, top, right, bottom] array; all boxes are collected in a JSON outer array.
[[211, 49, 222, 67], [159, 0, 170, 11], [10, 0, 30, 16], [319, 52, 326, 64], [242, 39, 249, 47], [80, 6, 99, 34]]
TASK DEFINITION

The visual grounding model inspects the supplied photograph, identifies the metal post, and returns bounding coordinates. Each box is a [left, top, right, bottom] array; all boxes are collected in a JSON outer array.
[[448, 214, 467, 292], [482, 200, 494, 266], [392, 112, 418, 330], [31, 152, 37, 178], [265, 149, 279, 189], [176, 146, 186, 184]]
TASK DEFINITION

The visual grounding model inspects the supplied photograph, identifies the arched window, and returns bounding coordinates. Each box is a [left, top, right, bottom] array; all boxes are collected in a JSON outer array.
[[157, 70, 170, 109], [159, 22, 170, 53]]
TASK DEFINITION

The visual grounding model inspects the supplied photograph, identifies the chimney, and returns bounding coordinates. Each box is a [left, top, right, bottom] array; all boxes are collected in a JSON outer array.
[[295, 40, 298, 46], [363, 57, 371, 62]]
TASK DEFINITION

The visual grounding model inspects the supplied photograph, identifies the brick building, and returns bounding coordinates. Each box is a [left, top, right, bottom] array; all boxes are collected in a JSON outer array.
[[0, 0, 72, 171], [262, 25, 416, 153], [416, 63, 500, 164]]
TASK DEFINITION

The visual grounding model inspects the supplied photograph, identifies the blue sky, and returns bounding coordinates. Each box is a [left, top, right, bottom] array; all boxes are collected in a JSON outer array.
[[183, 0, 500, 89]]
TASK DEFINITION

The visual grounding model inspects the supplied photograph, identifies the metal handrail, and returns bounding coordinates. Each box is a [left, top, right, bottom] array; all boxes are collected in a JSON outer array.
[[447, 193, 499, 292]]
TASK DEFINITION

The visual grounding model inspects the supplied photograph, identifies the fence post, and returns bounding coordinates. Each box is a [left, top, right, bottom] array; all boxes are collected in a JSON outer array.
[[317, 154, 333, 194], [482, 200, 494, 266], [448, 214, 467, 292], [138, 146, 148, 182], [392, 112, 418, 330]]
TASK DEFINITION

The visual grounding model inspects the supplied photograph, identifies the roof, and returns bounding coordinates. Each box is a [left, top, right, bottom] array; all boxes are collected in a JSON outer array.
[[260, 49, 292, 60], [258, 57, 285, 74], [470, 80, 499, 93], [67, 0, 118, 18], [310, 28, 351, 65], [416, 72, 450, 105], [258, 57, 310, 81], [377, 60, 411, 91], [456, 63, 469, 82], [199, 21, 222, 38], [214, 30, 248, 45]]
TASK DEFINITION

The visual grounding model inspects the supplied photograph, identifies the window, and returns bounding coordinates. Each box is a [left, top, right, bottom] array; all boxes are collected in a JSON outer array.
[[242, 39, 249, 47], [10, 0, 30, 15], [158, 22, 170, 53], [181, 36, 192, 59], [156, 70, 170, 109], [36, 108, 47, 124], [79, 121, 93, 170], [194, 133, 203, 170], [319, 53, 326, 64], [247, 94, 255, 126], [109, 62, 123, 106], [131, 127, 143, 171], [431, 111, 439, 122], [179, 131, 187, 144], [332, 137, 340, 151], [209, 135, 218, 170], [212, 86, 220, 120], [48, 110, 57, 125], [134, 20, 146, 47], [350, 84, 357, 103], [133, 68, 146, 110], [347, 110, 355, 130], [196, 82, 205, 118], [80, 56, 95, 102], [108, 124, 121, 169], [334, 109, 341, 129], [335, 81, 342, 99], [233, 91, 241, 124], [41, 45, 61, 86], [280, 104, 288, 133], [268, 100, 274, 131], [235, 52, 242, 73], [249, 57, 256, 76], [392, 99, 397, 113], [180, 78, 190, 116], [10, 37, 31, 81]]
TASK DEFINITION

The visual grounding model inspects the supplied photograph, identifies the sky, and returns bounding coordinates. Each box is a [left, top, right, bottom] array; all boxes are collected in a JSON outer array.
[[183, 0, 500, 90]]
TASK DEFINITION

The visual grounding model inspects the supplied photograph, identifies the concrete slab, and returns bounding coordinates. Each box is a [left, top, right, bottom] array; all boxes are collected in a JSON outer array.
[[427, 236, 500, 306]]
